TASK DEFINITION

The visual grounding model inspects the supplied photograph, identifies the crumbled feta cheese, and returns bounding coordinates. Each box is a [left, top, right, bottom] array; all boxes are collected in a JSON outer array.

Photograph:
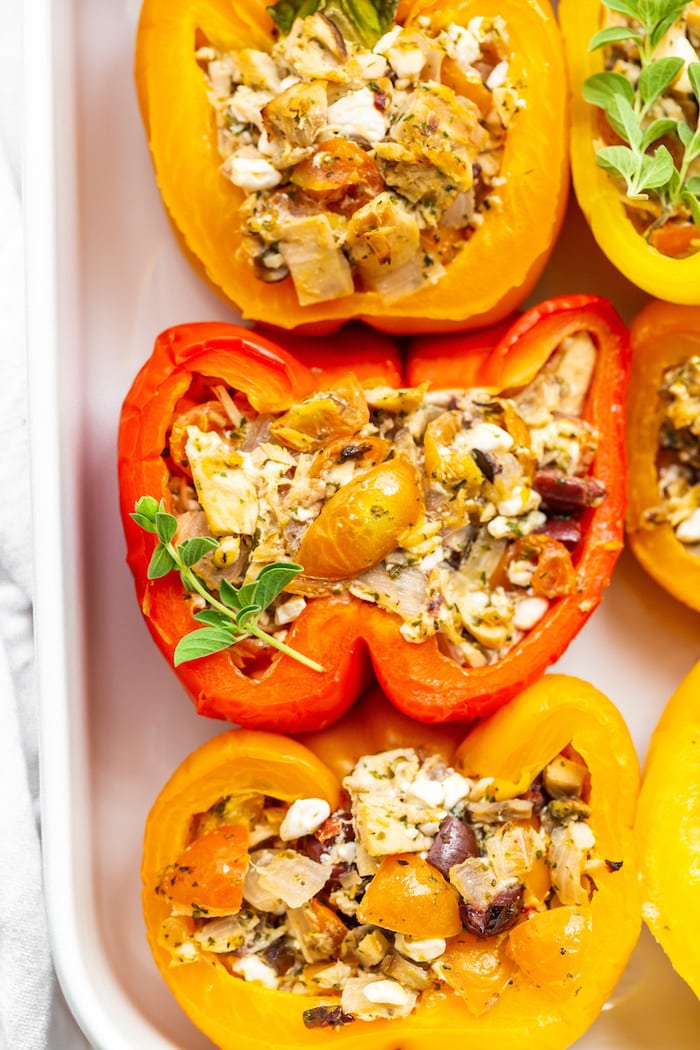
[[230, 955, 280, 989], [279, 798, 331, 841], [373, 26, 402, 54], [363, 979, 413, 1006], [497, 484, 537, 517], [394, 934, 446, 962], [274, 596, 307, 626], [441, 23, 480, 68], [466, 422, 514, 453], [227, 155, 282, 192], [512, 596, 549, 631], [336, 841, 357, 864], [676, 507, 700, 542], [570, 820, 596, 851], [486, 60, 509, 90], [327, 88, 387, 143], [442, 771, 472, 810], [406, 776, 445, 808]]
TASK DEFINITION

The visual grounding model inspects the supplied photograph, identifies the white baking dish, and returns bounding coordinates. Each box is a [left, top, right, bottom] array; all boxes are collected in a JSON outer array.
[[24, 0, 700, 1047]]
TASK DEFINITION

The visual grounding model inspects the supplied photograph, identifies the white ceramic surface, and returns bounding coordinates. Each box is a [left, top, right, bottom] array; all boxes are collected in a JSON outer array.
[[25, 1, 700, 1047]]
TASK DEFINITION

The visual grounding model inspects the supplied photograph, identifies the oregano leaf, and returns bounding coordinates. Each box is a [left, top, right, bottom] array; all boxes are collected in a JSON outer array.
[[589, 26, 644, 52], [253, 562, 303, 609], [194, 609, 234, 628], [649, 7, 690, 49], [682, 190, 700, 231], [636, 145, 675, 192], [131, 495, 160, 531], [638, 57, 684, 110], [606, 94, 643, 149], [155, 511, 178, 545], [686, 176, 700, 194], [148, 544, 176, 580], [236, 604, 264, 630], [602, 0, 642, 18], [688, 62, 700, 100], [179, 536, 220, 566], [174, 627, 238, 666], [219, 577, 244, 610], [640, 117, 677, 151], [582, 72, 635, 110], [596, 145, 643, 195], [130, 511, 158, 534]]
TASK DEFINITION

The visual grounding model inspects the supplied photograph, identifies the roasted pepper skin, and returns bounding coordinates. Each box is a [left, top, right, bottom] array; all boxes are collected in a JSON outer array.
[[134, 0, 569, 335], [118, 297, 630, 730], [626, 300, 700, 610], [637, 659, 700, 1000], [560, 1, 700, 303], [142, 677, 640, 1050]]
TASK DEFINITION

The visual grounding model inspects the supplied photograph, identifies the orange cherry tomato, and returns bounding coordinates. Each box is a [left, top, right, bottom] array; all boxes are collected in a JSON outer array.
[[508, 535, 577, 598], [356, 853, 462, 938], [169, 400, 230, 475], [506, 906, 592, 991], [159, 823, 250, 912], [270, 374, 369, 452], [308, 435, 391, 479], [297, 457, 424, 579], [433, 932, 516, 1015], [290, 139, 385, 213], [423, 411, 483, 490]]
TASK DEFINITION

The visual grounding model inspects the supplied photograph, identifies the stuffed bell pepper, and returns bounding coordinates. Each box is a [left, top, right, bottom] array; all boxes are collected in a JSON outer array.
[[560, 0, 700, 302], [142, 677, 640, 1050], [637, 658, 700, 1000], [134, 0, 568, 334], [626, 299, 700, 609], [118, 297, 630, 731]]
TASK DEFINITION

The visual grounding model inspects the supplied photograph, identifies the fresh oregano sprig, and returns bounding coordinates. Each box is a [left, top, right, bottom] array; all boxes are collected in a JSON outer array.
[[583, 0, 700, 232], [131, 496, 324, 671]]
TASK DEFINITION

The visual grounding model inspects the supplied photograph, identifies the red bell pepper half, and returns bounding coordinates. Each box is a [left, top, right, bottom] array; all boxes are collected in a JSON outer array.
[[118, 297, 629, 731]]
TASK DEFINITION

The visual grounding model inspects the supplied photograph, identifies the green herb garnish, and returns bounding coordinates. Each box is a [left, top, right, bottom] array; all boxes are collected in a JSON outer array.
[[583, 0, 700, 233], [268, 0, 398, 49], [131, 496, 324, 672]]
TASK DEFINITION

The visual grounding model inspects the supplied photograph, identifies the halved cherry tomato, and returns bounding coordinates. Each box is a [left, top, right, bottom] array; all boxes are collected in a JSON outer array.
[[357, 853, 462, 938], [159, 822, 250, 912], [433, 932, 516, 1015], [297, 457, 424, 579], [508, 535, 577, 599], [506, 906, 592, 990], [424, 412, 483, 490], [290, 139, 385, 214], [308, 435, 391, 479], [169, 400, 230, 475], [648, 221, 700, 261], [270, 374, 369, 452]]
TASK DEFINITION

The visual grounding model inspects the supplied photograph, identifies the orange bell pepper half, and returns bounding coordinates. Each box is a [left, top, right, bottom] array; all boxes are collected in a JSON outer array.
[[626, 299, 700, 611], [118, 296, 630, 731], [141, 678, 640, 1050], [134, 0, 569, 335]]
